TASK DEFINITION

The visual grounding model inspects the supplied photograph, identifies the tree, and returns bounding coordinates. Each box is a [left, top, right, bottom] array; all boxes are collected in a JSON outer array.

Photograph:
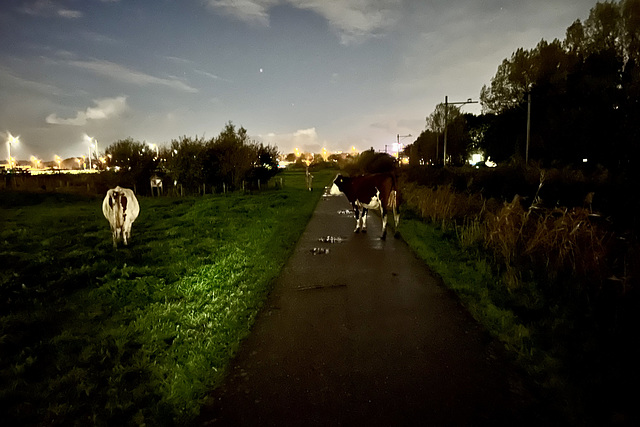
[[584, 1, 622, 55], [204, 122, 255, 190], [407, 130, 438, 166], [345, 149, 397, 175], [426, 102, 468, 164], [202, 122, 280, 190], [104, 138, 158, 193], [245, 143, 280, 185], [166, 136, 206, 193], [477, 0, 640, 168], [480, 48, 534, 114]]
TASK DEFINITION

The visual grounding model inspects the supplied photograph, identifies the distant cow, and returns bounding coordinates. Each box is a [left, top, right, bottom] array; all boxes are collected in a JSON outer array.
[[102, 186, 140, 247], [330, 173, 400, 239], [150, 174, 163, 196]]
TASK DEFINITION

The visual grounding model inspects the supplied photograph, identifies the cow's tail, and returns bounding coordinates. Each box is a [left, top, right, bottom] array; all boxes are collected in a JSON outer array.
[[388, 189, 397, 212], [386, 173, 399, 210], [388, 174, 401, 231]]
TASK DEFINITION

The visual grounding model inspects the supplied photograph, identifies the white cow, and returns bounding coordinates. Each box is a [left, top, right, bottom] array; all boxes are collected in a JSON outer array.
[[102, 186, 140, 247]]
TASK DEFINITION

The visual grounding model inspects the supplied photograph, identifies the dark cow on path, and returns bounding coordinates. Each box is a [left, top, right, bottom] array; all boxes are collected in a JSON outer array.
[[330, 173, 401, 239], [102, 186, 140, 247]]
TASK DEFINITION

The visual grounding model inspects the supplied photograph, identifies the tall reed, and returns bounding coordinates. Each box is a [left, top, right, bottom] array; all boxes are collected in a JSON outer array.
[[402, 174, 610, 292]]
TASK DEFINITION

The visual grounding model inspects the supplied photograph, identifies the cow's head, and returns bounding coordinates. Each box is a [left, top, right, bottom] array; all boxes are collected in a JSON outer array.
[[330, 174, 346, 196]]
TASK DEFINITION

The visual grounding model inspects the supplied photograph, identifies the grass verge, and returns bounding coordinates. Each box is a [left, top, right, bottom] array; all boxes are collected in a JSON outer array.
[[0, 169, 334, 426]]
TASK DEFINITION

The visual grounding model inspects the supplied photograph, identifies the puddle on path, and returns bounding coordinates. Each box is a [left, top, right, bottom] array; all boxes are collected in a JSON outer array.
[[310, 247, 330, 255], [296, 283, 347, 291], [318, 236, 345, 243]]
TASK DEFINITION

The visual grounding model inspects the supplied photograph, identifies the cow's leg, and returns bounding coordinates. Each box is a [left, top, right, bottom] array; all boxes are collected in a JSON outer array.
[[353, 204, 361, 233], [121, 226, 128, 246], [393, 206, 400, 236], [380, 207, 388, 240], [361, 208, 368, 233]]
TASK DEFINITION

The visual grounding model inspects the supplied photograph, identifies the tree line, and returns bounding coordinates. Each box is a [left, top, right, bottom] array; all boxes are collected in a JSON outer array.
[[410, 0, 640, 171], [103, 122, 279, 195]]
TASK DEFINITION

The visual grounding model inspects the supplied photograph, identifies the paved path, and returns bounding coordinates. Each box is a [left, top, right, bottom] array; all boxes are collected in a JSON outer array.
[[199, 189, 553, 426]]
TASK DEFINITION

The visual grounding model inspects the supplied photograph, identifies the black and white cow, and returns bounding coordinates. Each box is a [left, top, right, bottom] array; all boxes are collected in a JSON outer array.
[[102, 186, 140, 247], [330, 173, 400, 239]]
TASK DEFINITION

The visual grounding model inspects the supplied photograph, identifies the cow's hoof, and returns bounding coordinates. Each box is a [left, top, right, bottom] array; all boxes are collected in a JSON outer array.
[[354, 229, 361, 233], [361, 228, 367, 233], [380, 234, 387, 240], [394, 231, 401, 239]]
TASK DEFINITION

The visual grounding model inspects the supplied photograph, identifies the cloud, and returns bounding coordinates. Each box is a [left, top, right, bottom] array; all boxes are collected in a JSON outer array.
[[201, 0, 277, 26], [202, 0, 400, 44], [293, 0, 401, 45], [67, 59, 199, 93], [0, 66, 64, 96], [259, 127, 329, 153], [19, 0, 83, 19], [57, 9, 83, 19], [194, 69, 228, 81], [46, 96, 128, 126]]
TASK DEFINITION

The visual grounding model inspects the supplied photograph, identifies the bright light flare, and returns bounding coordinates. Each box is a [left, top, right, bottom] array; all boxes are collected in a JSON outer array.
[[7, 132, 20, 145], [6, 132, 20, 167], [149, 143, 159, 159], [469, 153, 484, 166], [30, 155, 42, 169]]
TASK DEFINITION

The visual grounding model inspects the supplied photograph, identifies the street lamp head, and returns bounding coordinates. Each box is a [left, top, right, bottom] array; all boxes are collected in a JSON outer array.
[[7, 133, 20, 144]]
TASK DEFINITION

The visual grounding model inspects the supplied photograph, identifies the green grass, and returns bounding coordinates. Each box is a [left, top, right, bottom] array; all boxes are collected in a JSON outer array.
[[0, 169, 334, 426], [398, 213, 595, 423], [399, 215, 536, 357]]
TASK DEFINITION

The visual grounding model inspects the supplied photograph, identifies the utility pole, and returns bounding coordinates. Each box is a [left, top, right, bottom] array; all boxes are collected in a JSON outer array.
[[396, 133, 412, 161], [443, 96, 478, 165], [526, 92, 531, 164]]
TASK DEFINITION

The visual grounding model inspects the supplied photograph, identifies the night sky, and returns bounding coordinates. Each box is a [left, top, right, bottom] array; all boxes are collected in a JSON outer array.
[[1, 0, 593, 160]]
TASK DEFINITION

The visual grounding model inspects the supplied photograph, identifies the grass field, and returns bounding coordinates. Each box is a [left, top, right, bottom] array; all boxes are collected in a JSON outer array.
[[0, 169, 334, 426]]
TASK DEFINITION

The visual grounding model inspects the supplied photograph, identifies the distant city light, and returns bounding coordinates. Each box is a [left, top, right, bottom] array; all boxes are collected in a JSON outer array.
[[6, 132, 20, 169]]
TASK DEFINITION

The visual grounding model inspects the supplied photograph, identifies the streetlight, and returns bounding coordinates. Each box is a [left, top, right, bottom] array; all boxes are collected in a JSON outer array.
[[30, 156, 41, 170], [54, 155, 62, 170], [396, 134, 412, 159], [6, 133, 20, 171], [443, 96, 478, 165], [84, 134, 98, 169]]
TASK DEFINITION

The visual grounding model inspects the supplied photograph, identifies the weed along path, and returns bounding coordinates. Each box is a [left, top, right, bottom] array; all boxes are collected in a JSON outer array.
[[199, 189, 551, 426]]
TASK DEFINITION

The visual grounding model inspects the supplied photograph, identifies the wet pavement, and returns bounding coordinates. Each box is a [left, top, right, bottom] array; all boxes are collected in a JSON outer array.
[[198, 188, 554, 426]]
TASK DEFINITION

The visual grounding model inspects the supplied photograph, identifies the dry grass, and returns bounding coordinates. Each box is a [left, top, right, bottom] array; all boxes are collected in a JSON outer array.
[[401, 181, 484, 228], [400, 168, 637, 425], [401, 172, 611, 292]]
